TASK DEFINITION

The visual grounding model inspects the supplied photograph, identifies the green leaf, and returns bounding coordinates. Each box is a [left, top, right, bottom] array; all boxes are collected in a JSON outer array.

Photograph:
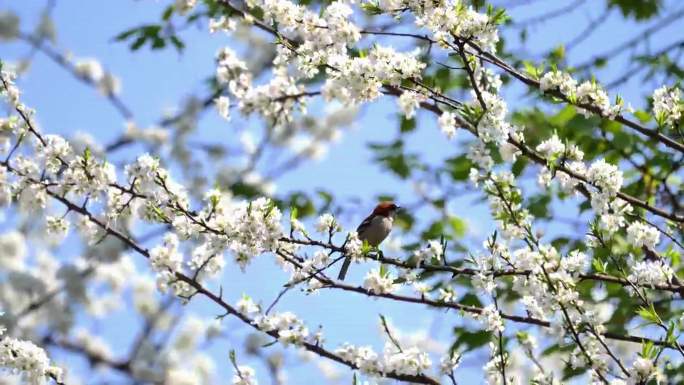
[[511, 158, 527, 177], [522, 60, 540, 79], [637, 303, 662, 325], [400, 117, 416, 133], [549, 106, 577, 126], [362, 240, 372, 255], [131, 35, 148, 51], [608, 0, 661, 20], [151, 37, 166, 49], [114, 27, 140, 41], [445, 155, 472, 181], [379, 264, 388, 277], [421, 221, 444, 240], [162, 5, 174, 21], [594, 57, 607, 68], [448, 217, 467, 238], [527, 194, 551, 219], [458, 293, 482, 307], [592, 257, 606, 273], [633, 110, 651, 124], [641, 340, 656, 359], [368, 139, 419, 179], [360, 1, 383, 15], [451, 327, 491, 351], [169, 35, 185, 52]]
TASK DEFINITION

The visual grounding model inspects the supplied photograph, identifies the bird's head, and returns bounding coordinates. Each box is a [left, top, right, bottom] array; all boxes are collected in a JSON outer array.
[[372, 201, 402, 218]]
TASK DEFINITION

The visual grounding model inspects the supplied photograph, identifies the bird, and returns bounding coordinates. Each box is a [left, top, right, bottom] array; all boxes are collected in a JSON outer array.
[[337, 201, 401, 280]]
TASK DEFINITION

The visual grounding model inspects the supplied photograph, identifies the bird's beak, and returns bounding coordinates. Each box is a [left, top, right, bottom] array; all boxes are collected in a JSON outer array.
[[395, 205, 403, 212]]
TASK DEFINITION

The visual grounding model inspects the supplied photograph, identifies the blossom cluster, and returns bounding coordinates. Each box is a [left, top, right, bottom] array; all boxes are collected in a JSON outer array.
[[74, 58, 122, 95], [535, 134, 586, 192], [0, 336, 63, 384], [481, 172, 532, 240], [627, 260, 673, 288], [478, 304, 504, 333], [232, 365, 258, 385], [216, 46, 307, 129], [0, 75, 287, 302], [335, 342, 432, 377], [626, 221, 660, 249], [475, 91, 514, 145], [540, 69, 626, 118], [363, 268, 397, 294], [534, 132, 664, 247], [411, 240, 443, 265], [322, 46, 425, 105], [375, 0, 500, 52], [289, 250, 330, 291], [255, 311, 310, 346], [398, 90, 427, 119], [652, 85, 682, 127]]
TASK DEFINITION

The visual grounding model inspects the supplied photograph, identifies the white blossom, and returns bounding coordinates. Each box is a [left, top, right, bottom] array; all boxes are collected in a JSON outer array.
[[628, 260, 673, 288], [398, 90, 426, 119], [123, 122, 168, 146], [316, 213, 340, 233], [189, 242, 226, 279], [632, 357, 655, 382], [438, 111, 457, 139], [575, 80, 618, 118], [255, 311, 309, 346], [438, 286, 456, 303], [0, 337, 63, 384], [536, 134, 565, 158], [561, 250, 588, 274], [626, 222, 660, 249], [539, 70, 577, 95], [335, 344, 381, 374], [412, 240, 443, 264], [499, 142, 520, 163], [45, 216, 69, 241], [363, 268, 396, 294], [74, 58, 104, 83], [439, 351, 461, 374], [479, 304, 504, 333], [383, 345, 432, 376], [175, 0, 197, 14], [209, 16, 236, 33], [215, 96, 231, 120], [476, 91, 510, 145], [411, 1, 499, 52], [587, 158, 623, 204], [472, 272, 496, 295], [232, 365, 257, 385], [0, 231, 26, 270], [467, 140, 493, 171], [322, 46, 424, 105], [236, 295, 260, 317], [652, 85, 682, 126]]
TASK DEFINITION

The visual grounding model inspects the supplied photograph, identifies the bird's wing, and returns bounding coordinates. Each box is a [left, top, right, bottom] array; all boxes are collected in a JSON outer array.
[[355, 213, 375, 235]]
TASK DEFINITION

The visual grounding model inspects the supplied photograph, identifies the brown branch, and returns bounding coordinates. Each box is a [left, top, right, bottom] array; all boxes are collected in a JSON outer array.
[[463, 39, 684, 155]]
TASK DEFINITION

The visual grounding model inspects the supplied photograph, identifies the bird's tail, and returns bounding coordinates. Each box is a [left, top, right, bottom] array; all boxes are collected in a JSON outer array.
[[337, 256, 351, 280], [337, 235, 352, 280]]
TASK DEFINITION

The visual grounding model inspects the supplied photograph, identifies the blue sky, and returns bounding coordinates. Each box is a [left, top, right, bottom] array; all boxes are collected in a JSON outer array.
[[2, 0, 683, 383]]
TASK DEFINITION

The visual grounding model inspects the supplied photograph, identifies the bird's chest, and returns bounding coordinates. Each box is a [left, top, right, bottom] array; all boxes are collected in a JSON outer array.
[[361, 215, 393, 246]]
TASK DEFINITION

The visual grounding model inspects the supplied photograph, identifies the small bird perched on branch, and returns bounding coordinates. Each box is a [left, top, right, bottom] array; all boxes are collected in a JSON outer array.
[[337, 201, 401, 280]]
